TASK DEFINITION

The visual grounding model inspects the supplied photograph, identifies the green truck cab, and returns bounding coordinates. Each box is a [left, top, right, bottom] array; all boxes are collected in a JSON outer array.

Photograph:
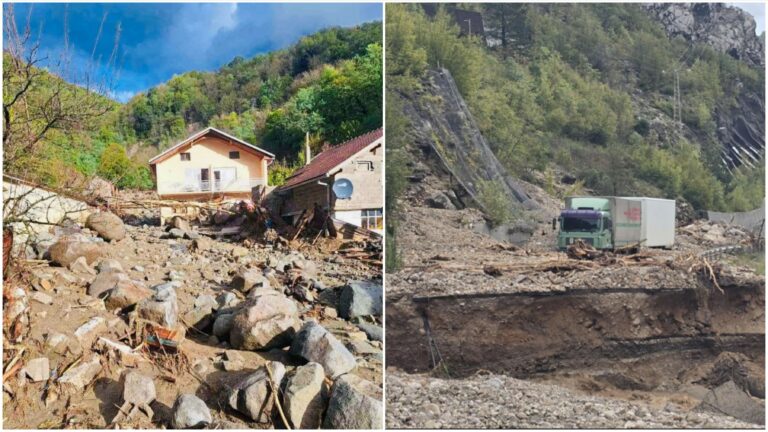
[[556, 196, 676, 251]]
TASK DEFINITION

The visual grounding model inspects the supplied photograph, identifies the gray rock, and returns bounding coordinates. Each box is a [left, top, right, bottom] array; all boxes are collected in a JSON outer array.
[[184, 231, 200, 240], [74, 317, 107, 347], [69, 256, 96, 274], [226, 362, 286, 423], [168, 228, 186, 239], [86, 211, 126, 241], [88, 271, 130, 298], [427, 192, 455, 210], [229, 291, 300, 350], [700, 380, 765, 425], [24, 357, 50, 382], [356, 323, 383, 342], [230, 268, 270, 292], [172, 394, 212, 429], [58, 356, 101, 391], [289, 321, 356, 378], [212, 313, 235, 339], [323, 374, 383, 429], [338, 280, 382, 319], [284, 362, 326, 429], [98, 259, 124, 273], [137, 283, 178, 327], [122, 371, 156, 405]]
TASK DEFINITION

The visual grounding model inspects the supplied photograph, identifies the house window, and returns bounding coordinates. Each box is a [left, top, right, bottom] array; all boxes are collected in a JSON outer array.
[[229, 151, 240, 159], [357, 161, 374, 171], [361, 209, 383, 230], [180, 152, 191, 161]]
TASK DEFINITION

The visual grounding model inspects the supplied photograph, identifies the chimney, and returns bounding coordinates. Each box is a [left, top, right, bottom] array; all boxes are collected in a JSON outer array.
[[305, 132, 311, 166]]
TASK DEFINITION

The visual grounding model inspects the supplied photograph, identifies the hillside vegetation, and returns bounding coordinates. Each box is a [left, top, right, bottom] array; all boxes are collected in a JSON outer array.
[[386, 4, 764, 217], [3, 22, 382, 190]]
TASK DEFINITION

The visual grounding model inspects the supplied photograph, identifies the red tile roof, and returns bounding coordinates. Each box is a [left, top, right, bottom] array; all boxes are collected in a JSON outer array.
[[281, 128, 383, 189]]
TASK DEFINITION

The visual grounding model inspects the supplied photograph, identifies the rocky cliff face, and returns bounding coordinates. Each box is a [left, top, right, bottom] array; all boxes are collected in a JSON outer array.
[[644, 3, 764, 67], [645, 3, 765, 170]]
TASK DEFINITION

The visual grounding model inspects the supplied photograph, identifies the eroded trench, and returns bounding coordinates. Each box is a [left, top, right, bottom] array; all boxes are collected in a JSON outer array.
[[387, 280, 765, 411]]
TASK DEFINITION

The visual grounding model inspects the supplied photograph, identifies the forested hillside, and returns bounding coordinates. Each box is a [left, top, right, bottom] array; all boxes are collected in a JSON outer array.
[[3, 22, 382, 189], [386, 4, 764, 219]]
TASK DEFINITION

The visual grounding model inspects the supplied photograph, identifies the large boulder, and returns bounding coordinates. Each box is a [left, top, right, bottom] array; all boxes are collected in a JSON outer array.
[[86, 211, 126, 241], [226, 362, 286, 423], [289, 321, 356, 378], [284, 362, 326, 429], [48, 237, 104, 267], [338, 280, 382, 319], [323, 374, 383, 429], [229, 290, 300, 350], [700, 380, 765, 425], [137, 283, 179, 327], [172, 394, 212, 429]]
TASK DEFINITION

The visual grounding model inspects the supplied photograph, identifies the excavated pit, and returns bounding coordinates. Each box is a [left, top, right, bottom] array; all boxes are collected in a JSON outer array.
[[387, 283, 765, 400]]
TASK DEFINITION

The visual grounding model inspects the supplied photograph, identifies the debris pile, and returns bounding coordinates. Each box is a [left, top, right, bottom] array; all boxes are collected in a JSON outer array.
[[3, 206, 382, 429]]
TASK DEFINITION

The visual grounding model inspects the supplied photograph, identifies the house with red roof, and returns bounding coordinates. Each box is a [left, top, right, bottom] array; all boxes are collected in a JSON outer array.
[[277, 128, 383, 233]]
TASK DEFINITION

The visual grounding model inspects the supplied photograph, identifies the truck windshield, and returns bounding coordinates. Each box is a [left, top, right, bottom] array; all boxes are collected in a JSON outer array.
[[562, 216, 600, 232]]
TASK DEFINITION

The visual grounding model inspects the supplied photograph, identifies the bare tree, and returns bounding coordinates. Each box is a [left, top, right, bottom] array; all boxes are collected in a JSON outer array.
[[3, 4, 120, 181]]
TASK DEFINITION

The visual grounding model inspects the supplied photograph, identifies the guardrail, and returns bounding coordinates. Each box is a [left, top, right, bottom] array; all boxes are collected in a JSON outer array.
[[159, 178, 266, 194]]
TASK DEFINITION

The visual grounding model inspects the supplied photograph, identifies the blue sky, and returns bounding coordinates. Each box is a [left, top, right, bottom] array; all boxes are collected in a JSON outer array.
[[5, 3, 382, 102]]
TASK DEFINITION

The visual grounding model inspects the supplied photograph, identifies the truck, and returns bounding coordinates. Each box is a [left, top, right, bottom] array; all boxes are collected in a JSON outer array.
[[556, 196, 676, 250]]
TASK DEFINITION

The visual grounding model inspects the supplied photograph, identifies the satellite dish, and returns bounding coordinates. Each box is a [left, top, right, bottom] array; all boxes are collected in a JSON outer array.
[[333, 178, 354, 199]]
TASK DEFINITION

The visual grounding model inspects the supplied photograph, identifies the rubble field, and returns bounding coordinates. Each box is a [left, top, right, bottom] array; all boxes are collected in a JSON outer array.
[[387, 167, 765, 427], [3, 203, 383, 429]]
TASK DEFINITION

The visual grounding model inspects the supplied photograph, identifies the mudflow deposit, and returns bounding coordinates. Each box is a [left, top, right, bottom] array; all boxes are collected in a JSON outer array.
[[3, 193, 383, 429], [386, 68, 765, 429]]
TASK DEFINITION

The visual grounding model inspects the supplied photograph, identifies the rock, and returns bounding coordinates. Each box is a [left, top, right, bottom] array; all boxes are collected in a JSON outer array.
[[122, 371, 156, 405], [284, 362, 326, 429], [137, 283, 178, 327], [323, 374, 383, 429], [74, 317, 107, 347], [229, 291, 300, 350], [426, 192, 455, 210], [30, 291, 53, 305], [168, 228, 186, 239], [48, 237, 104, 267], [213, 210, 230, 225], [98, 259, 124, 273], [24, 357, 50, 382], [230, 268, 270, 292], [69, 256, 96, 274], [212, 313, 235, 339], [170, 216, 191, 232], [86, 211, 126, 241], [348, 340, 379, 355], [58, 356, 101, 391], [88, 271, 130, 298], [217, 292, 240, 309], [289, 321, 356, 378], [356, 323, 383, 342], [190, 237, 211, 253], [231, 246, 248, 258], [227, 362, 286, 423], [184, 231, 200, 240], [338, 280, 382, 319], [96, 338, 142, 366], [105, 279, 152, 310], [700, 380, 765, 425], [172, 394, 212, 429]]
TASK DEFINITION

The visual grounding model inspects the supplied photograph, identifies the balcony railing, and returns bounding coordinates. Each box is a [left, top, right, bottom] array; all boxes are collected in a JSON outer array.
[[159, 177, 266, 195]]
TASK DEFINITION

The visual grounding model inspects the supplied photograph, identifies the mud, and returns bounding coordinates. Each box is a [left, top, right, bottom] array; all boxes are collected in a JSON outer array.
[[387, 283, 764, 398]]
